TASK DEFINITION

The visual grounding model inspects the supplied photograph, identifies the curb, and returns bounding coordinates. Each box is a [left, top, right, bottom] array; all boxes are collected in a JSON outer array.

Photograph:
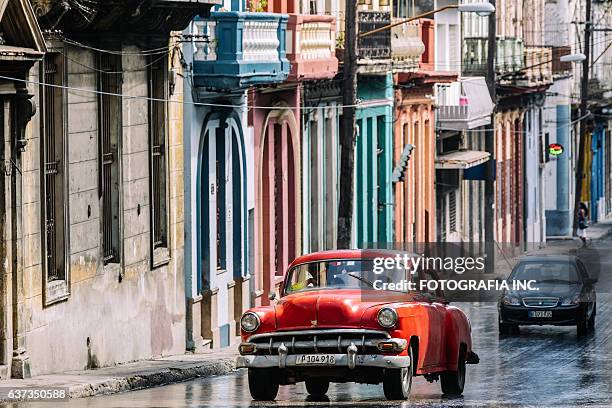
[[68, 358, 237, 399], [0, 358, 238, 402]]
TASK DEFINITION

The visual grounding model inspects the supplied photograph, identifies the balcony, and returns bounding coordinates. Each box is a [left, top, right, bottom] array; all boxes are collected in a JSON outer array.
[[356, 11, 392, 73], [436, 77, 494, 131], [391, 18, 425, 73], [519, 46, 553, 86], [463, 37, 525, 77], [192, 12, 289, 90], [286, 14, 338, 81]]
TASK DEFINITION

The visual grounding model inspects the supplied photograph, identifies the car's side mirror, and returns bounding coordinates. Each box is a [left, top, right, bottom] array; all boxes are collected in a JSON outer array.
[[585, 277, 597, 285], [268, 291, 277, 301]]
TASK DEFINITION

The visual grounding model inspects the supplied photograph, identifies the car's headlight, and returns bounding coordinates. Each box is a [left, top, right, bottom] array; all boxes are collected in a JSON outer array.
[[561, 294, 581, 306], [501, 295, 520, 306], [240, 312, 260, 333], [377, 307, 398, 328]]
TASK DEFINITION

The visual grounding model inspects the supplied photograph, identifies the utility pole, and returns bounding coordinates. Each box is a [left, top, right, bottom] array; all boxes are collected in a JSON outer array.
[[484, 1, 496, 259], [573, 0, 592, 233], [338, 0, 358, 249]]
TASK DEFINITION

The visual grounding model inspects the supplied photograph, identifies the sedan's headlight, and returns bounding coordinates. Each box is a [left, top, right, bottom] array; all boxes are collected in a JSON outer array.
[[377, 307, 398, 328], [240, 312, 260, 333], [501, 295, 520, 306], [561, 294, 581, 306]]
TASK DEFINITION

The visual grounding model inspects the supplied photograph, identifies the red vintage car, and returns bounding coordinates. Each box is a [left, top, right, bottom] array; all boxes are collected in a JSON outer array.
[[236, 250, 479, 401]]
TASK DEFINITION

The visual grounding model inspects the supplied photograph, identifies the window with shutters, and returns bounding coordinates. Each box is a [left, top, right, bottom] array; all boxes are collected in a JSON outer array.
[[42, 51, 70, 304], [148, 56, 169, 265], [98, 52, 122, 265]]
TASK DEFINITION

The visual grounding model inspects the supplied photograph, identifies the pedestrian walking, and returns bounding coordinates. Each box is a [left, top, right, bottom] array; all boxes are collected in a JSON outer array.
[[577, 202, 589, 246]]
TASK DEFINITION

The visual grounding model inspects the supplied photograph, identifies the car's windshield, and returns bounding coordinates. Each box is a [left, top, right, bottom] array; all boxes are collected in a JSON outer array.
[[510, 261, 581, 284], [285, 259, 412, 294]]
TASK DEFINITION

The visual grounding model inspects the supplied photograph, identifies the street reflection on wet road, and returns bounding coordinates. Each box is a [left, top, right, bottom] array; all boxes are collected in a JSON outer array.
[[8, 240, 612, 407], [12, 297, 609, 408]]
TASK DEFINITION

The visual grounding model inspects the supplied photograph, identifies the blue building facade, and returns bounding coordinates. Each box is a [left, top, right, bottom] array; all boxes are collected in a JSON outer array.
[[183, 4, 290, 350]]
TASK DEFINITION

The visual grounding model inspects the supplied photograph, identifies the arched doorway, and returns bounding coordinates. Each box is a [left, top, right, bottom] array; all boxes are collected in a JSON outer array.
[[256, 105, 301, 304], [197, 111, 247, 345]]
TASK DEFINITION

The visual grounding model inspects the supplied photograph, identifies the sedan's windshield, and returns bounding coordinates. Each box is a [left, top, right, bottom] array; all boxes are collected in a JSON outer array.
[[285, 259, 412, 294], [510, 261, 581, 284]]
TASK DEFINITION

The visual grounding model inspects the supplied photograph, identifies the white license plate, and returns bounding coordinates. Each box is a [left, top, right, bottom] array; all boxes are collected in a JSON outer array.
[[295, 354, 336, 365], [529, 310, 552, 318]]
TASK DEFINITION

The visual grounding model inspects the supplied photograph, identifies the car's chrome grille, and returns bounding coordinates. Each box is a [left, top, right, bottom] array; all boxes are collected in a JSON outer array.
[[247, 329, 390, 355], [522, 297, 559, 308]]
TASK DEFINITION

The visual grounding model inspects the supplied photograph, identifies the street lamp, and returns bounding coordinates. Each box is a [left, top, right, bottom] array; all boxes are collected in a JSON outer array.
[[457, 3, 496, 16], [359, 2, 495, 38], [560, 53, 587, 63]]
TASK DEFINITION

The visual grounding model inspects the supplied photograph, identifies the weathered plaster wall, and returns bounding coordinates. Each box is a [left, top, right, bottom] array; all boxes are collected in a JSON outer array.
[[17, 41, 186, 376]]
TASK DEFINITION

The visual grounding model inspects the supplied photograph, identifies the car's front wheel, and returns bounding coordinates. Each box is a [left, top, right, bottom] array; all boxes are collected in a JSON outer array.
[[383, 346, 413, 400], [248, 368, 279, 401], [440, 346, 466, 396], [588, 302, 596, 331], [578, 302, 596, 335], [305, 379, 329, 397]]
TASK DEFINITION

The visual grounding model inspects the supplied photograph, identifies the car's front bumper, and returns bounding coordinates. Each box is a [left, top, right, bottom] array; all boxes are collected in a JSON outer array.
[[499, 304, 582, 325], [236, 353, 410, 369]]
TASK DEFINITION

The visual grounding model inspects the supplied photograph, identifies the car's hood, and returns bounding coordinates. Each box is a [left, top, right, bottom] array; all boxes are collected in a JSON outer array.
[[274, 290, 389, 330], [514, 282, 582, 299]]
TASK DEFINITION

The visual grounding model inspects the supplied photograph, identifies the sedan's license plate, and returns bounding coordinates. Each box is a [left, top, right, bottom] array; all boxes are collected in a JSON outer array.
[[529, 310, 552, 318], [295, 354, 336, 365]]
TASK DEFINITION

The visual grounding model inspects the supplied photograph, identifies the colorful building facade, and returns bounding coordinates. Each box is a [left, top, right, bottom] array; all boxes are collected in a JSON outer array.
[[183, 0, 339, 349]]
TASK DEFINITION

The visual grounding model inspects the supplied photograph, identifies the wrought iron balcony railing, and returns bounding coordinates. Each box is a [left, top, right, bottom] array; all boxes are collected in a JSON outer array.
[[356, 10, 391, 72]]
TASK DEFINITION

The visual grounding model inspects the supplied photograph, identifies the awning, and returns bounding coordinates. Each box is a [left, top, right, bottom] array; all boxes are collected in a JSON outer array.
[[435, 150, 491, 170]]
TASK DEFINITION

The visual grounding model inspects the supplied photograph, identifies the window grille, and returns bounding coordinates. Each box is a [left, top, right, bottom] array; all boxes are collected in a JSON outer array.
[[98, 52, 122, 264]]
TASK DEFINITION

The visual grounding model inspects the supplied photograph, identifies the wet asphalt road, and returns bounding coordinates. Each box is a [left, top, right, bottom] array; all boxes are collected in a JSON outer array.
[[7, 239, 612, 408]]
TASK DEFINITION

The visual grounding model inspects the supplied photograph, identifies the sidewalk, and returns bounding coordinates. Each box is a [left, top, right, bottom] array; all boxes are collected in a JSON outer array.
[[581, 216, 612, 241], [491, 216, 612, 278], [0, 347, 239, 401], [547, 215, 612, 241]]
